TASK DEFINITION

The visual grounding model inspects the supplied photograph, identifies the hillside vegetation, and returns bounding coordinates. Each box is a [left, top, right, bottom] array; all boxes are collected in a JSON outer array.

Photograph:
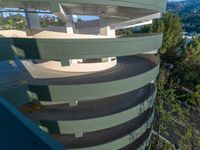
[[167, 0, 200, 33]]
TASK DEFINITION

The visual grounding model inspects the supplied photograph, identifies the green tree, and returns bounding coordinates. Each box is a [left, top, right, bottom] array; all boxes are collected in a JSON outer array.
[[179, 37, 200, 89], [185, 85, 200, 107], [3, 14, 26, 30], [115, 27, 133, 35], [155, 68, 200, 149], [167, 0, 200, 33], [178, 107, 200, 150], [40, 15, 65, 27], [155, 68, 178, 145], [160, 13, 183, 63], [140, 18, 164, 33], [140, 13, 183, 64]]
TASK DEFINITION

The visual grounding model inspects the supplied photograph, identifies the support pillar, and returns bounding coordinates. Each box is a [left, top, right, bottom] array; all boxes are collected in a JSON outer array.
[[54, 4, 75, 34], [25, 12, 41, 30], [66, 21, 75, 34], [99, 17, 116, 37]]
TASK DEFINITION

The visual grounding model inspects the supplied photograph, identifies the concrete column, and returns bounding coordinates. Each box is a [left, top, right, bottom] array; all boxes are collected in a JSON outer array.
[[65, 15, 75, 34], [0, 14, 3, 30], [54, 4, 75, 34], [99, 17, 116, 37], [26, 12, 41, 30], [66, 21, 74, 34]]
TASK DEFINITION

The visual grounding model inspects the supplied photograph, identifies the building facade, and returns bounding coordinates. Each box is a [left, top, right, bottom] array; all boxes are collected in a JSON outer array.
[[0, 0, 166, 149]]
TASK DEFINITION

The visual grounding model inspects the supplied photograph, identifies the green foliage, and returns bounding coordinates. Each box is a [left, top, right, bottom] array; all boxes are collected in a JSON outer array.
[[160, 13, 183, 62], [177, 107, 200, 150], [140, 13, 200, 149], [137, 6, 200, 150], [178, 37, 200, 89], [167, 0, 200, 33], [140, 13, 183, 63], [186, 85, 200, 107], [140, 19, 164, 33], [155, 67, 200, 149], [115, 27, 133, 35], [151, 138, 174, 150], [40, 15, 65, 27], [0, 13, 65, 30], [155, 68, 178, 141], [2, 14, 26, 30]]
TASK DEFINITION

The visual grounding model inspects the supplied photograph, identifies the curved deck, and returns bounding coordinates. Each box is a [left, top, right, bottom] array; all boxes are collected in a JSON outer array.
[[0, 0, 167, 13], [29, 90, 155, 134], [22, 84, 155, 121], [48, 108, 154, 150], [0, 55, 159, 104], [0, 33, 162, 64]]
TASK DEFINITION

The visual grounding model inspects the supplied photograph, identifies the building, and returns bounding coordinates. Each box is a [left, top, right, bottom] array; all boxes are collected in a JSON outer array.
[[0, 0, 166, 149]]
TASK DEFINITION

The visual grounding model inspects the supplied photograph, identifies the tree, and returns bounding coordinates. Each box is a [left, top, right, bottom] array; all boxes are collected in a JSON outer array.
[[154, 68, 200, 150], [140, 13, 183, 64], [167, 0, 200, 33], [179, 37, 200, 89], [155, 68, 178, 145], [185, 85, 200, 107], [115, 27, 133, 35], [40, 15, 65, 27], [159, 13, 183, 63], [178, 107, 200, 150], [0, 13, 65, 30], [3, 14, 26, 30], [140, 18, 164, 33]]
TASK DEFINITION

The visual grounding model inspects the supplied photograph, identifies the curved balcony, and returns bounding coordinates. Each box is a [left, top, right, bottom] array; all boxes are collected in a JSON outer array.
[[0, 55, 159, 105], [29, 55, 159, 104], [0, 0, 166, 13], [30, 87, 156, 135], [23, 84, 155, 121], [46, 108, 154, 150], [0, 33, 162, 64]]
